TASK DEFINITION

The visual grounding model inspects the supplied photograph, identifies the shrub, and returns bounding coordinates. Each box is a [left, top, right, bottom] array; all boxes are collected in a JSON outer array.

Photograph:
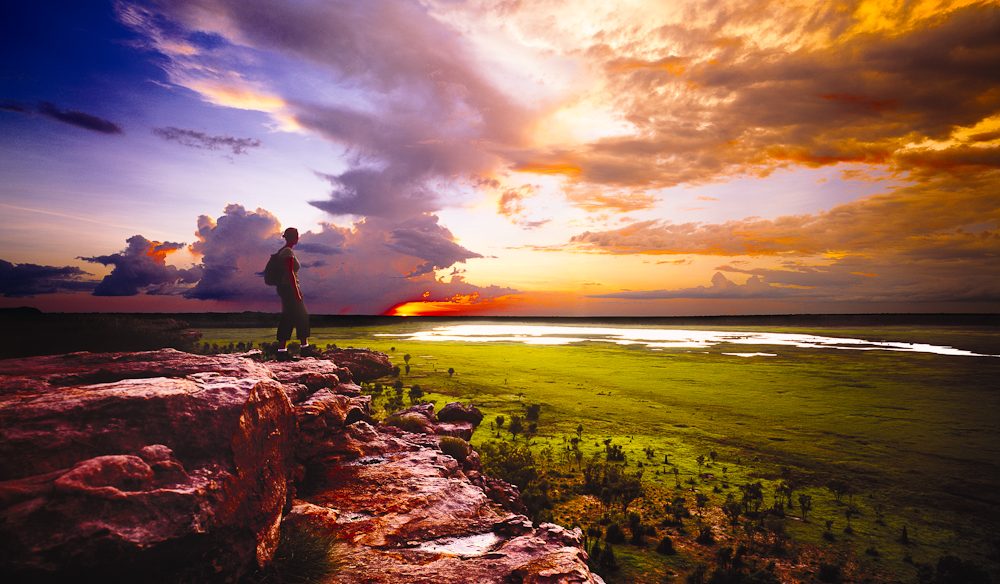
[[656, 535, 676, 555], [817, 562, 842, 583], [525, 403, 541, 421], [696, 526, 715, 545], [438, 436, 471, 462], [386, 413, 429, 434], [605, 523, 626, 544], [934, 555, 992, 584], [599, 542, 618, 571], [244, 521, 341, 584]]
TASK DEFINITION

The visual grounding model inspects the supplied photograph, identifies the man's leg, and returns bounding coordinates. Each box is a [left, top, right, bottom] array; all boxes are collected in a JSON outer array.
[[276, 288, 295, 360]]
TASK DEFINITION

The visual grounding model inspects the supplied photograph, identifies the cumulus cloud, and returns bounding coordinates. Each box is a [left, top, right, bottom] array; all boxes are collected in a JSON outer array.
[[176, 204, 507, 313], [185, 204, 284, 300], [80, 236, 200, 296], [153, 126, 261, 155], [1, 101, 123, 134], [0, 260, 95, 297]]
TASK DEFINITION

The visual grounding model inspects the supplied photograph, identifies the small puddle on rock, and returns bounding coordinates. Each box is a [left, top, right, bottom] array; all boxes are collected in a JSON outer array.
[[411, 532, 503, 557]]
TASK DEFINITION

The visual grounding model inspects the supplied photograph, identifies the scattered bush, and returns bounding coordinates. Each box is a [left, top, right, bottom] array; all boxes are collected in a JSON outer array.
[[438, 436, 471, 462], [605, 523, 626, 544], [696, 526, 715, 545], [817, 562, 842, 583], [656, 535, 676, 555], [385, 413, 429, 434], [934, 555, 991, 584]]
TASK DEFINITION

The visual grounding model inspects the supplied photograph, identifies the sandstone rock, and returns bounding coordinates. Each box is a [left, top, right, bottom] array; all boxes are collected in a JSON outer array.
[[382, 403, 477, 440], [289, 443, 602, 583], [438, 402, 484, 426], [265, 359, 357, 398], [0, 349, 604, 583], [0, 350, 295, 582], [320, 347, 394, 381]]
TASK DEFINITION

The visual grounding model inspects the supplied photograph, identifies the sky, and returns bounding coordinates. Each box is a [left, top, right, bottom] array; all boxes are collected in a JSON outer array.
[[1, 0, 998, 316]]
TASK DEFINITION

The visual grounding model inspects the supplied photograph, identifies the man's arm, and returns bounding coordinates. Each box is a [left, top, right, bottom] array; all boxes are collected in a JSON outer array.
[[286, 257, 302, 301]]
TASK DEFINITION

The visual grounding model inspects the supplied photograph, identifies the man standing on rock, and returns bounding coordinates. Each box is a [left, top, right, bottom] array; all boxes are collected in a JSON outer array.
[[274, 227, 315, 361]]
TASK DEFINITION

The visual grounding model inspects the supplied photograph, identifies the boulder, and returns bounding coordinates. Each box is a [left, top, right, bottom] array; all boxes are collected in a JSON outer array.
[[438, 402, 484, 426], [0, 350, 295, 582], [320, 348, 394, 381]]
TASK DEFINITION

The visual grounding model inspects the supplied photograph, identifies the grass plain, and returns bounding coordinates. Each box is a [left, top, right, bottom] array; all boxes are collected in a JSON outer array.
[[198, 319, 1000, 582]]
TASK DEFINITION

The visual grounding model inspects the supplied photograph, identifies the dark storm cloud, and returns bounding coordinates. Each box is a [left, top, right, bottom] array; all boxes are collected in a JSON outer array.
[[153, 126, 261, 155], [80, 235, 199, 296], [0, 259, 95, 297]]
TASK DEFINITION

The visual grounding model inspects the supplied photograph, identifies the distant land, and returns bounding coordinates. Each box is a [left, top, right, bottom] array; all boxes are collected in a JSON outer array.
[[2, 307, 998, 328]]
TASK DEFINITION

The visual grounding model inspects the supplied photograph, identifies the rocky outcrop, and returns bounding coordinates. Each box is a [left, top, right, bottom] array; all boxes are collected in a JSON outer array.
[[0, 349, 603, 583], [319, 347, 394, 381], [0, 349, 295, 582]]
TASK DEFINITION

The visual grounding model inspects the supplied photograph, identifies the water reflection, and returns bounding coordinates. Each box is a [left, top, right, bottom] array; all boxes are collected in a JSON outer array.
[[379, 324, 997, 358]]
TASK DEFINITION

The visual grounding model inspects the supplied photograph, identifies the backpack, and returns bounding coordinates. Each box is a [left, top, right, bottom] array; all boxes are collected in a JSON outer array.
[[263, 252, 284, 286]]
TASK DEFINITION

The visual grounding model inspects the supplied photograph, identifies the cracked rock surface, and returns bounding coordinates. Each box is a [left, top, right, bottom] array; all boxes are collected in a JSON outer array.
[[0, 348, 603, 583]]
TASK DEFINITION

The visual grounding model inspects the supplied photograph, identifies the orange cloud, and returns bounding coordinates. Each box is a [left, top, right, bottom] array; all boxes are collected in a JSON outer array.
[[512, 162, 583, 176], [385, 293, 523, 317]]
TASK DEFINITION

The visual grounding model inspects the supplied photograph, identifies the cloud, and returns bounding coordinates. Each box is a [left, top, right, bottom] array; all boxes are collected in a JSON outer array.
[[80, 236, 200, 296], [153, 126, 261, 155], [571, 169, 1000, 304], [571, 171, 1000, 258], [1, 101, 123, 134], [505, 2, 1000, 188], [117, 0, 530, 225], [591, 272, 797, 300], [0, 260, 95, 297], [177, 204, 507, 313], [385, 215, 483, 277], [185, 204, 284, 300]]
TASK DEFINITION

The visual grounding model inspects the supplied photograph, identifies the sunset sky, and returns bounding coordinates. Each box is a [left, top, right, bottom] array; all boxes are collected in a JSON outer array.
[[1, 0, 998, 316]]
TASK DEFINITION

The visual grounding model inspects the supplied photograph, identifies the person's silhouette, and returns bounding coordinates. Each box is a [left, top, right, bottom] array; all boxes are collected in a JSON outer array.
[[274, 227, 313, 360]]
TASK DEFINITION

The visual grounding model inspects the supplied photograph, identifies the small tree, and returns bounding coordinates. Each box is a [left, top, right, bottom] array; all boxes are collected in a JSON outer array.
[[525, 403, 541, 421], [722, 496, 742, 527], [576, 423, 583, 440], [495, 415, 505, 429], [508, 415, 524, 439], [447, 367, 455, 377], [798, 493, 813, 521], [408, 384, 423, 404]]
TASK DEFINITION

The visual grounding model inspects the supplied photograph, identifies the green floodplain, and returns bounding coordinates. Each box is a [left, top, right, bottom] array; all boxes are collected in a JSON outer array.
[[195, 316, 998, 582]]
